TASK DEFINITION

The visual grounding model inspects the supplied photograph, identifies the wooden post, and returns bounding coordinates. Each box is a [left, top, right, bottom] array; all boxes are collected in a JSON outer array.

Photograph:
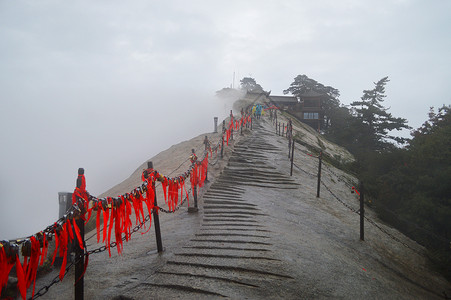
[[188, 163, 199, 213], [241, 118, 243, 136], [204, 136, 209, 151], [221, 120, 225, 158], [360, 182, 365, 241], [193, 186, 198, 209], [213, 117, 218, 133], [75, 168, 85, 300], [230, 110, 234, 141], [220, 135, 224, 159], [288, 137, 291, 159], [148, 162, 163, 253], [290, 141, 295, 176], [316, 151, 322, 198]]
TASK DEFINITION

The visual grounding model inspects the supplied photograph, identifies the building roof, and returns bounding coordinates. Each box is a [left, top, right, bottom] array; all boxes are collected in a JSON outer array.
[[270, 95, 298, 104]]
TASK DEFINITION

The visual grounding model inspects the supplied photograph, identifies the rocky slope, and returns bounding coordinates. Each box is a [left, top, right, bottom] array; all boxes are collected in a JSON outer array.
[[33, 99, 450, 299]]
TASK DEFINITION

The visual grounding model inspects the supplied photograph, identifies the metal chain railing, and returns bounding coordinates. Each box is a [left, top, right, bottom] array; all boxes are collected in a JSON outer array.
[[31, 213, 152, 299], [157, 188, 191, 214], [320, 180, 422, 254], [31, 258, 76, 300], [292, 162, 317, 178]]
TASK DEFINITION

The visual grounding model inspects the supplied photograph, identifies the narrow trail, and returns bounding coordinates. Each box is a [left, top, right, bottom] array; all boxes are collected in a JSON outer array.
[[36, 116, 451, 299], [124, 120, 302, 299]]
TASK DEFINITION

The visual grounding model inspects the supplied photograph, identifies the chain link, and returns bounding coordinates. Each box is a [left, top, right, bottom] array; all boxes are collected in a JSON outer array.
[[31, 214, 152, 299], [321, 181, 359, 214], [157, 187, 192, 214], [322, 163, 356, 190], [31, 260, 76, 299], [292, 162, 317, 178], [321, 180, 422, 254]]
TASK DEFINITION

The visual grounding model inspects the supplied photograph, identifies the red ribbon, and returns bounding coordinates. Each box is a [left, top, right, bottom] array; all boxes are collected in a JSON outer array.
[[16, 254, 26, 300], [73, 218, 84, 250], [59, 223, 69, 281], [0, 246, 15, 298]]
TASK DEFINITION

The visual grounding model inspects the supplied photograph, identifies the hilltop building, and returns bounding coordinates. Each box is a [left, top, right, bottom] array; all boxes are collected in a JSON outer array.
[[270, 90, 325, 132]]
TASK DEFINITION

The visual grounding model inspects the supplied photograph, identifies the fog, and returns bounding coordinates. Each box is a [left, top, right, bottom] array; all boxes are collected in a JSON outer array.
[[1, 0, 450, 239]]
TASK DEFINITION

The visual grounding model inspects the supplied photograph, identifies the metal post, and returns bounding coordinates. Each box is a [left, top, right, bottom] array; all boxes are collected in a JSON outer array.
[[360, 182, 365, 241], [288, 137, 291, 159], [75, 168, 85, 300], [282, 123, 285, 137], [193, 186, 198, 209], [148, 161, 163, 253], [290, 141, 295, 176], [316, 151, 322, 198], [188, 163, 199, 213], [213, 117, 218, 133], [221, 120, 225, 158], [220, 135, 224, 158], [204, 136, 209, 151], [241, 119, 243, 136]]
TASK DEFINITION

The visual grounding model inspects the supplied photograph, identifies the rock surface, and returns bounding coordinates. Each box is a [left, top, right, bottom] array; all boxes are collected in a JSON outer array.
[[35, 114, 451, 299]]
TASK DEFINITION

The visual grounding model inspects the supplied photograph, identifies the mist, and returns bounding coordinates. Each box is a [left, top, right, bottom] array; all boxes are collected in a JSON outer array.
[[1, 0, 450, 239]]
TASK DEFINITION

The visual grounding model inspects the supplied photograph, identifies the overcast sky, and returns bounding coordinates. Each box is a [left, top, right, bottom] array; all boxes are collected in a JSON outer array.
[[1, 0, 450, 239]]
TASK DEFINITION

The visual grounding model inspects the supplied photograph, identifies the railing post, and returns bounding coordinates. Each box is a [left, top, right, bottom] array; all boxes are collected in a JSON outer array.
[[221, 120, 225, 158], [193, 185, 198, 210], [148, 161, 163, 253], [282, 123, 285, 137], [204, 136, 209, 151], [316, 151, 322, 198], [241, 119, 243, 136], [75, 168, 85, 300], [360, 182, 365, 241], [230, 110, 234, 141], [290, 141, 295, 176], [288, 137, 291, 159], [213, 117, 218, 133], [221, 135, 224, 159]]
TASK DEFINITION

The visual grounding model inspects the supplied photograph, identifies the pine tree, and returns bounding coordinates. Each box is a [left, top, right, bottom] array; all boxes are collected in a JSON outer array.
[[350, 76, 411, 151], [283, 74, 340, 129]]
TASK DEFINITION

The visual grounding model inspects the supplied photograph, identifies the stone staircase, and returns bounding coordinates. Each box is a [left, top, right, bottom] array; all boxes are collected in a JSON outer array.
[[129, 121, 300, 299]]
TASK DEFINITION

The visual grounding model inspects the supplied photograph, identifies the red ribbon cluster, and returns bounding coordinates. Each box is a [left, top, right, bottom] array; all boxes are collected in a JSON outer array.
[[225, 113, 251, 146], [1, 113, 248, 299], [0, 212, 85, 299]]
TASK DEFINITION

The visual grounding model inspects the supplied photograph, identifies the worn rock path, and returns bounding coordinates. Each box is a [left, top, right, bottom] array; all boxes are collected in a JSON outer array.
[[121, 120, 301, 299], [37, 116, 451, 299]]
